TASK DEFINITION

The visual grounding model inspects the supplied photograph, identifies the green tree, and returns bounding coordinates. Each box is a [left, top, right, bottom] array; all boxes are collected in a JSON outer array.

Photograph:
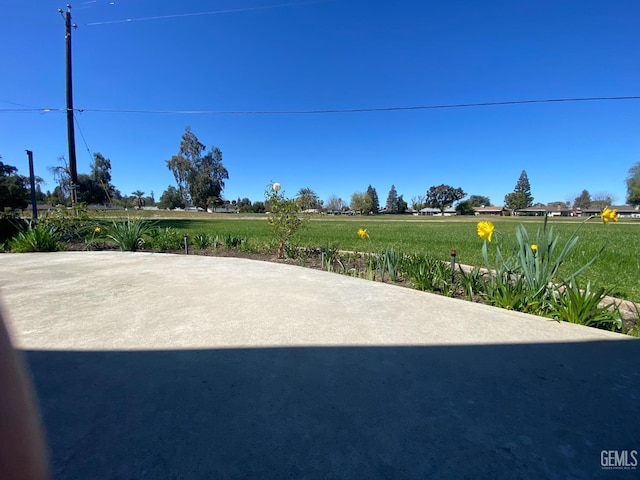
[[296, 187, 321, 210], [626, 162, 640, 206], [366, 185, 379, 213], [132, 190, 146, 209], [425, 184, 466, 213], [385, 185, 399, 213], [189, 146, 228, 211], [90, 152, 115, 203], [573, 190, 591, 209], [350, 192, 371, 214], [0, 158, 29, 211], [166, 127, 229, 210], [397, 194, 408, 214], [455, 200, 475, 215], [158, 185, 185, 210], [504, 170, 533, 211], [468, 195, 491, 207]]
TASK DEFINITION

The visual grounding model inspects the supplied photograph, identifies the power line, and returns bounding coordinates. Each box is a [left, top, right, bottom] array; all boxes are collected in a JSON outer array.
[[74, 115, 94, 165], [87, 0, 330, 26], [1, 96, 639, 115]]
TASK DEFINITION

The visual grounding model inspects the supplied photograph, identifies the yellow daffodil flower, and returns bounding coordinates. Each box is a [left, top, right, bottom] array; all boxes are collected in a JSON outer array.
[[477, 221, 495, 242], [601, 208, 618, 224], [357, 228, 368, 239], [95, 227, 101, 233], [531, 244, 537, 252]]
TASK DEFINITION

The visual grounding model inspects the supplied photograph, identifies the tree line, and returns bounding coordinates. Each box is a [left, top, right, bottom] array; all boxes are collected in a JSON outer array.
[[2, 135, 640, 213]]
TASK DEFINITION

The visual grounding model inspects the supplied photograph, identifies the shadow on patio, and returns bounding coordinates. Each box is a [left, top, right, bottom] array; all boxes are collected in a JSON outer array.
[[24, 340, 640, 479]]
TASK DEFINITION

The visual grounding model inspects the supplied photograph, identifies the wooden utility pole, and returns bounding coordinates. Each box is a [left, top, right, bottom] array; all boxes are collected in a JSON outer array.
[[26, 150, 38, 220], [59, 4, 78, 205]]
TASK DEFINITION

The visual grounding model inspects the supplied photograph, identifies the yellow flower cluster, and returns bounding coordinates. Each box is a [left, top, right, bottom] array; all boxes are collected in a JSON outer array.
[[601, 208, 618, 224], [476, 221, 495, 242], [357, 228, 368, 239]]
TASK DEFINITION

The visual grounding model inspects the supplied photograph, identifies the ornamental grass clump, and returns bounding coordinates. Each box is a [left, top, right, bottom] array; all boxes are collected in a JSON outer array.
[[477, 209, 622, 328], [105, 217, 153, 252], [9, 221, 62, 253]]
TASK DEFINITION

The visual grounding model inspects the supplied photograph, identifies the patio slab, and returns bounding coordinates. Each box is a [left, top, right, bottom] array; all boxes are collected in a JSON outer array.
[[0, 252, 638, 479]]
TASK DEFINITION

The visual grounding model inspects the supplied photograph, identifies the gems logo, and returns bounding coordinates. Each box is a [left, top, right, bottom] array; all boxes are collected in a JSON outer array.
[[601, 450, 638, 470]]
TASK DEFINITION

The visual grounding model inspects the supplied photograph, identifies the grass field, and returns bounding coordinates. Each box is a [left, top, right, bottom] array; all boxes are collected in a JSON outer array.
[[99, 211, 640, 302]]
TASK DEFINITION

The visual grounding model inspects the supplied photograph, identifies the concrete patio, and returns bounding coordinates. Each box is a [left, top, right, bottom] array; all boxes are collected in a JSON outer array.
[[0, 252, 638, 479]]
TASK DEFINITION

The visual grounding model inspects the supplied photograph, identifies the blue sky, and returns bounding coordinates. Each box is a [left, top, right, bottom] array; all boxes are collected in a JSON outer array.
[[1, 0, 639, 207]]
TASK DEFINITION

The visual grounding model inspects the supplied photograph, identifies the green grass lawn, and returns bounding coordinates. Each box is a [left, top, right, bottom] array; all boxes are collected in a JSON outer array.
[[103, 212, 640, 302]]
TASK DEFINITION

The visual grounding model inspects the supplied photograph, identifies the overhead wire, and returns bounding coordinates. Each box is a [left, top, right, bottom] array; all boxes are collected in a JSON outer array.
[[87, 0, 331, 26], [1, 96, 639, 115]]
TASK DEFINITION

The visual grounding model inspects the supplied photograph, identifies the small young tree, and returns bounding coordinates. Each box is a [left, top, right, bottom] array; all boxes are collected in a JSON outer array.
[[266, 183, 306, 258]]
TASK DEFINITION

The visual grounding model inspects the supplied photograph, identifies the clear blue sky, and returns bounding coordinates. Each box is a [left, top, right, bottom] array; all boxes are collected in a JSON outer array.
[[1, 0, 639, 206]]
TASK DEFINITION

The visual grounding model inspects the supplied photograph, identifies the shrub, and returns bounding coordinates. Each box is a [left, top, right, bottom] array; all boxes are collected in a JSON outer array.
[[550, 281, 621, 330], [105, 217, 152, 252], [266, 182, 307, 258], [148, 227, 184, 251], [9, 221, 62, 252]]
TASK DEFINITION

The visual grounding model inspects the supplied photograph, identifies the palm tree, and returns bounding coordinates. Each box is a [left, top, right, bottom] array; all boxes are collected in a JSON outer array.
[[131, 190, 146, 209]]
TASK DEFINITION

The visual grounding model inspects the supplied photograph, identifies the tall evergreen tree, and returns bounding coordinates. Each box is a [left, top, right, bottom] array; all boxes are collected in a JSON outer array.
[[504, 170, 533, 211], [573, 190, 591, 209], [366, 185, 379, 214], [385, 185, 399, 213]]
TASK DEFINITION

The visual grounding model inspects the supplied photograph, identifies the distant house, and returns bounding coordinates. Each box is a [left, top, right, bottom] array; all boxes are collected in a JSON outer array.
[[417, 207, 441, 216], [473, 206, 506, 216], [576, 205, 639, 218], [516, 206, 549, 216], [517, 206, 572, 217], [417, 207, 457, 216]]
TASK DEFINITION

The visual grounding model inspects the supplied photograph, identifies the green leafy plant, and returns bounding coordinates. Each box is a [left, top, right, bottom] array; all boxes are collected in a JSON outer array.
[[222, 234, 246, 248], [284, 242, 299, 259], [550, 280, 622, 330], [9, 221, 62, 252], [148, 227, 184, 251], [105, 217, 152, 252], [458, 266, 485, 300], [322, 243, 339, 272], [402, 254, 448, 292], [382, 247, 402, 282], [192, 233, 211, 249], [40, 204, 93, 241], [478, 214, 609, 317]]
